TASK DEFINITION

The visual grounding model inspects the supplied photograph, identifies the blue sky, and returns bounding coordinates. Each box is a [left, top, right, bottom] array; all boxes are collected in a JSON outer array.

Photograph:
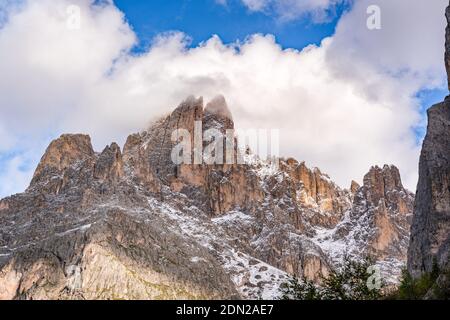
[[0, 0, 448, 197], [115, 0, 347, 51]]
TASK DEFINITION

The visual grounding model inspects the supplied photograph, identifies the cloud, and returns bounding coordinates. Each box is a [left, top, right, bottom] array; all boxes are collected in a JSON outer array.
[[328, 0, 447, 90], [0, 0, 447, 197], [219, 0, 348, 22], [240, 0, 268, 11]]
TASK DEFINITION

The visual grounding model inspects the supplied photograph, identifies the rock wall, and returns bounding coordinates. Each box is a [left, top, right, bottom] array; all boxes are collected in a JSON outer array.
[[407, 2, 450, 280], [407, 98, 450, 277]]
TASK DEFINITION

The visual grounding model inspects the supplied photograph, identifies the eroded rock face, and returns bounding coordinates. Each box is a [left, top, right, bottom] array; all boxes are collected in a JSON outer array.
[[0, 96, 414, 299], [0, 210, 238, 300], [446, 4, 450, 91], [32, 134, 95, 182], [350, 181, 360, 195], [407, 2, 450, 282], [29, 134, 95, 193], [408, 99, 450, 278], [94, 143, 124, 182], [307, 165, 414, 283], [353, 166, 413, 260], [123, 96, 204, 192], [122, 96, 263, 216]]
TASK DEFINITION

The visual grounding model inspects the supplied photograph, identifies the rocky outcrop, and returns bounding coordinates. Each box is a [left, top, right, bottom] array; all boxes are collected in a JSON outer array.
[[0, 209, 239, 300], [0, 96, 415, 299], [122, 95, 263, 216], [94, 143, 124, 182], [407, 98, 450, 278], [262, 158, 353, 230], [29, 134, 95, 192], [352, 166, 413, 260], [122, 96, 204, 193], [407, 2, 450, 283], [32, 134, 95, 181], [350, 181, 360, 194], [308, 165, 414, 284]]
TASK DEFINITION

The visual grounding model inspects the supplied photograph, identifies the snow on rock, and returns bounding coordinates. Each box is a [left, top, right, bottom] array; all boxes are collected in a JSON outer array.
[[220, 248, 288, 300]]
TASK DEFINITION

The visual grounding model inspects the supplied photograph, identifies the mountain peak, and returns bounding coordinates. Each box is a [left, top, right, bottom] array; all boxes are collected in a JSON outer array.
[[205, 95, 233, 121], [364, 164, 403, 190], [30, 134, 94, 187], [350, 180, 360, 194]]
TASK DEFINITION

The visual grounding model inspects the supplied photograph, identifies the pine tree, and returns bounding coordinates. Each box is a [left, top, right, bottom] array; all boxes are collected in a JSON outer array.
[[280, 256, 384, 300]]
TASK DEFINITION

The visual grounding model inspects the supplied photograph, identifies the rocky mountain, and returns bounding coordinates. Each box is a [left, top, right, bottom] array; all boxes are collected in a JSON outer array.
[[407, 2, 450, 296], [0, 96, 414, 300]]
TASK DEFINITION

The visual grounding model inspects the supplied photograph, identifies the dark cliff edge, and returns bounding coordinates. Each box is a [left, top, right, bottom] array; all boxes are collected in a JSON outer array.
[[407, 1, 450, 298]]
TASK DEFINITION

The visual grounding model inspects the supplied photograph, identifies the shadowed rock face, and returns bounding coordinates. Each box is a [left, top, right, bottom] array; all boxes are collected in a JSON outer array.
[[407, 2, 450, 296], [446, 4, 450, 91], [0, 95, 414, 300], [407, 98, 450, 278]]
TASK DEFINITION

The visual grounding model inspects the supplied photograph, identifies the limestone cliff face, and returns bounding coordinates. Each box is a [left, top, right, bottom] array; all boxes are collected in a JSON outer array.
[[407, 2, 450, 283], [122, 96, 263, 216], [0, 209, 238, 300], [94, 143, 124, 182], [272, 158, 352, 229], [352, 166, 413, 260], [0, 96, 414, 299], [446, 4, 450, 90], [29, 134, 96, 194], [407, 97, 450, 278], [32, 134, 95, 182]]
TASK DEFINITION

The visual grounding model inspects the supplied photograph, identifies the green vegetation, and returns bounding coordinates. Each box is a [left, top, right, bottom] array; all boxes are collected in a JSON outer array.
[[391, 261, 450, 300], [280, 256, 384, 300]]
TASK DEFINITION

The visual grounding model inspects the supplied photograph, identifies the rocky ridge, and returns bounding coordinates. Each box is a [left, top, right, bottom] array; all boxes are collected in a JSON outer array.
[[0, 96, 414, 300]]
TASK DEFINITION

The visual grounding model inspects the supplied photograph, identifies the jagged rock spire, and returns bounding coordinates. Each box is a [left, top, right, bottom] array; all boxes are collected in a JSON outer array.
[[362, 165, 404, 207], [30, 134, 94, 187]]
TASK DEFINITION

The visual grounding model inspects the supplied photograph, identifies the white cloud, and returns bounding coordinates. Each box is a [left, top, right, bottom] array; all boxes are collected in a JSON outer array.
[[241, 0, 269, 11], [220, 0, 348, 22], [328, 0, 447, 90], [0, 0, 447, 197]]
